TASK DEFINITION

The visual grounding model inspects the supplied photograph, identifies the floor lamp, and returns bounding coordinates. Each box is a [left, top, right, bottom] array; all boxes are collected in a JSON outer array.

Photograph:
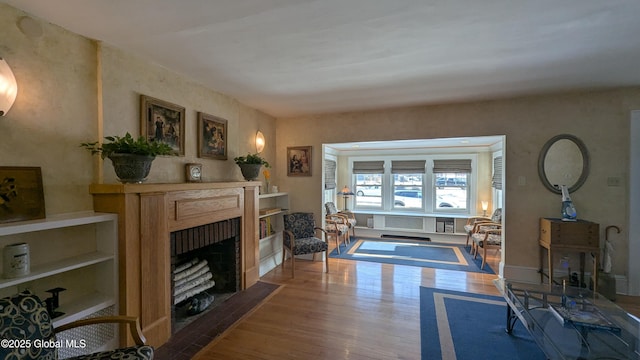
[[338, 185, 354, 211]]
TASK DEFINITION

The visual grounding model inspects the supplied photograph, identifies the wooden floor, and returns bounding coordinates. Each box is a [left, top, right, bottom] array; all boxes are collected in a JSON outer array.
[[193, 245, 639, 360]]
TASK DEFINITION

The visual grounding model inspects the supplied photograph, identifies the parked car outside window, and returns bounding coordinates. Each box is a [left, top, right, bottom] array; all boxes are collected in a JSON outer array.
[[394, 189, 422, 208], [356, 185, 381, 197]]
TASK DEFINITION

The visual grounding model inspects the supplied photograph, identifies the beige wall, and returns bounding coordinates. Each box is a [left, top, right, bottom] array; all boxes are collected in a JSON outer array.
[[275, 90, 639, 278], [0, 4, 276, 211], [2, 3, 637, 284]]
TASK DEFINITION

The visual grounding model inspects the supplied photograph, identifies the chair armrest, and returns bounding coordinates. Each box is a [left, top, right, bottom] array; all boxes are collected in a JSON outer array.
[[474, 222, 502, 233], [472, 221, 500, 231], [56, 316, 147, 346], [314, 227, 328, 242], [482, 229, 502, 241], [326, 214, 348, 224], [466, 216, 491, 225], [338, 211, 355, 219]]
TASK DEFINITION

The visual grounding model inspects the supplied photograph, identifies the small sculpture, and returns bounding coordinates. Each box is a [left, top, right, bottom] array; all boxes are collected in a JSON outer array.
[[560, 185, 577, 221]]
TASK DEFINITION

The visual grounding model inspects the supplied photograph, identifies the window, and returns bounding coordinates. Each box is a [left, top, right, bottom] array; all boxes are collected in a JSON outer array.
[[433, 159, 471, 211], [391, 160, 425, 210], [349, 156, 476, 214], [353, 161, 384, 208]]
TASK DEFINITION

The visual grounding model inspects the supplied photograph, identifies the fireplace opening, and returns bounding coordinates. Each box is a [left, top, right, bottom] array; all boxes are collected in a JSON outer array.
[[170, 218, 241, 334]]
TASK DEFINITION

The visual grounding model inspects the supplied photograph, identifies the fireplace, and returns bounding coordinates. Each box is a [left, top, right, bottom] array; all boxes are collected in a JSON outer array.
[[90, 182, 261, 347], [170, 218, 241, 333]]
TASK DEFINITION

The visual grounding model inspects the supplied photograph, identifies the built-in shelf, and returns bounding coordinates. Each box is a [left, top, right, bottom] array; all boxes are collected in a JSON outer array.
[[258, 192, 289, 276], [352, 211, 469, 239], [0, 211, 118, 355], [53, 291, 116, 327], [258, 210, 287, 220], [0, 211, 118, 236], [0, 251, 113, 289]]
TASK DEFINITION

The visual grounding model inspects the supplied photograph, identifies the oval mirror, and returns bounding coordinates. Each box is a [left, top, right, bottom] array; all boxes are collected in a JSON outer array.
[[538, 134, 589, 194]]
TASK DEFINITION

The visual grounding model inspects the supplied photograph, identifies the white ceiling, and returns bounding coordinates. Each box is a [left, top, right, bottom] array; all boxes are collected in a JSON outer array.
[[5, 0, 640, 117]]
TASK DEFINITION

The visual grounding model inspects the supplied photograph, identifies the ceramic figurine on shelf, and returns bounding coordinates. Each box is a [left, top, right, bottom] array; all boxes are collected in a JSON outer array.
[[560, 184, 577, 221]]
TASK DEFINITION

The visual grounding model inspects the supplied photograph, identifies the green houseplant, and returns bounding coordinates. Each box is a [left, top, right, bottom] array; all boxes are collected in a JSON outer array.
[[234, 153, 270, 181], [81, 133, 174, 183]]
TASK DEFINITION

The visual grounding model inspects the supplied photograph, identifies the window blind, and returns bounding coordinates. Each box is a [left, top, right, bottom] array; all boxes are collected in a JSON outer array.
[[432, 159, 472, 173], [492, 156, 503, 190], [391, 160, 426, 174], [353, 161, 384, 174], [324, 159, 336, 189]]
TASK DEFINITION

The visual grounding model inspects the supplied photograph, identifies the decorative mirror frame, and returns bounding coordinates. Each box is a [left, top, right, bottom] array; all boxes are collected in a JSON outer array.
[[537, 134, 590, 194]]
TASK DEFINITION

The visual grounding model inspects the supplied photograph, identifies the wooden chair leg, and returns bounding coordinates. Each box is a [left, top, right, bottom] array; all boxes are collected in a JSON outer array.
[[481, 246, 488, 269], [334, 233, 341, 254], [291, 252, 295, 278], [325, 250, 329, 273]]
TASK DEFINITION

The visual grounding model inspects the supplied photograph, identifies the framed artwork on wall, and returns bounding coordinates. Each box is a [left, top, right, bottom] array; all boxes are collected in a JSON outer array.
[[140, 95, 185, 156], [0, 166, 45, 224], [197, 112, 227, 160], [287, 146, 312, 176]]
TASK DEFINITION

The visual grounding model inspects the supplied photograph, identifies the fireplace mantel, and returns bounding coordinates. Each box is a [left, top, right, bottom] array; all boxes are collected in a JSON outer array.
[[90, 181, 260, 348]]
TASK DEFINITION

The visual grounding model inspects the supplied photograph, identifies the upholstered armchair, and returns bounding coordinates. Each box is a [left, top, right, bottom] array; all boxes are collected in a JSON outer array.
[[283, 212, 329, 277], [325, 202, 357, 237], [464, 208, 502, 247], [325, 214, 350, 254], [0, 291, 154, 360], [471, 222, 502, 270]]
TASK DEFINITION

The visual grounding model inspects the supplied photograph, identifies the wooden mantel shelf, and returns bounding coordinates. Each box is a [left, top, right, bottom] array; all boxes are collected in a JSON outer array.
[[90, 181, 260, 194], [90, 181, 260, 348]]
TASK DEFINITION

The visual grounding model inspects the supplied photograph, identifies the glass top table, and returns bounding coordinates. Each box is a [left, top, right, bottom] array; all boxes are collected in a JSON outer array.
[[494, 278, 640, 360]]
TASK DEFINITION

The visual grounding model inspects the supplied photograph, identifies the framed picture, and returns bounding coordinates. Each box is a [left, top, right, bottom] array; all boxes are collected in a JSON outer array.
[[197, 112, 227, 160], [287, 146, 312, 176], [140, 95, 185, 156], [0, 167, 45, 224]]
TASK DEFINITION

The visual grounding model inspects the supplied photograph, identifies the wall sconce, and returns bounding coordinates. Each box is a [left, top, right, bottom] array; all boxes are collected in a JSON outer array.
[[255, 131, 265, 153], [338, 185, 355, 211], [481, 201, 489, 217], [0, 57, 18, 116]]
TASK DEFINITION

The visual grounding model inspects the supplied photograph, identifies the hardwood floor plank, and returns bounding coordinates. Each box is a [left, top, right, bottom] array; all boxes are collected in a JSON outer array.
[[193, 248, 637, 359]]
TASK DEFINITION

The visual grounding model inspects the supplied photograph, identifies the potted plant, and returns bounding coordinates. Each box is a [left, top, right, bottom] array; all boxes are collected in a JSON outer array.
[[81, 133, 174, 183], [234, 153, 270, 181]]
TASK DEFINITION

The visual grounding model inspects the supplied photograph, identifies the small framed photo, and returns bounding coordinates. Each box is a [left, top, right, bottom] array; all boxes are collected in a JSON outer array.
[[0, 166, 45, 224], [287, 146, 312, 176], [140, 95, 185, 156], [197, 112, 227, 160]]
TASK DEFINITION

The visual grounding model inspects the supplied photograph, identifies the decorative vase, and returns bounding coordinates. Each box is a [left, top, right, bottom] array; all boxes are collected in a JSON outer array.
[[108, 153, 155, 183], [238, 163, 262, 181], [3, 243, 30, 278]]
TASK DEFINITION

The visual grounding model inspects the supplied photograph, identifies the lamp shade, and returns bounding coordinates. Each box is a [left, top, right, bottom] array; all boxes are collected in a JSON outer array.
[[0, 57, 17, 116], [338, 186, 354, 195], [255, 131, 265, 153]]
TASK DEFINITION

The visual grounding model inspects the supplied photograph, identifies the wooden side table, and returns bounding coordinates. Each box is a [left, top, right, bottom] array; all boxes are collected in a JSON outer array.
[[539, 217, 600, 292]]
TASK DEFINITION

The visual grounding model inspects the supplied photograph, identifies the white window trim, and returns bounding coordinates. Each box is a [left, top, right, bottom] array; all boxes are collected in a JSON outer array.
[[348, 154, 478, 216]]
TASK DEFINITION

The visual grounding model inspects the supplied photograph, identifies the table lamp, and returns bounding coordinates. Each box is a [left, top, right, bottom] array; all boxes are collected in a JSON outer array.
[[481, 201, 489, 216], [338, 185, 354, 211]]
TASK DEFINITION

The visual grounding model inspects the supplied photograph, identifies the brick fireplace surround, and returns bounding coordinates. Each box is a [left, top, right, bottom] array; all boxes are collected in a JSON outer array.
[[90, 182, 260, 348]]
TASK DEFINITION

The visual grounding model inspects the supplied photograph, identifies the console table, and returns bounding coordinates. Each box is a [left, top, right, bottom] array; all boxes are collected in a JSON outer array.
[[539, 218, 599, 292]]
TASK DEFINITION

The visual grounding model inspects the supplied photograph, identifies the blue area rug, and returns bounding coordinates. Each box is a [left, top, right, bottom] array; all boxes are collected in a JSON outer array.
[[420, 287, 546, 360], [329, 237, 495, 274]]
